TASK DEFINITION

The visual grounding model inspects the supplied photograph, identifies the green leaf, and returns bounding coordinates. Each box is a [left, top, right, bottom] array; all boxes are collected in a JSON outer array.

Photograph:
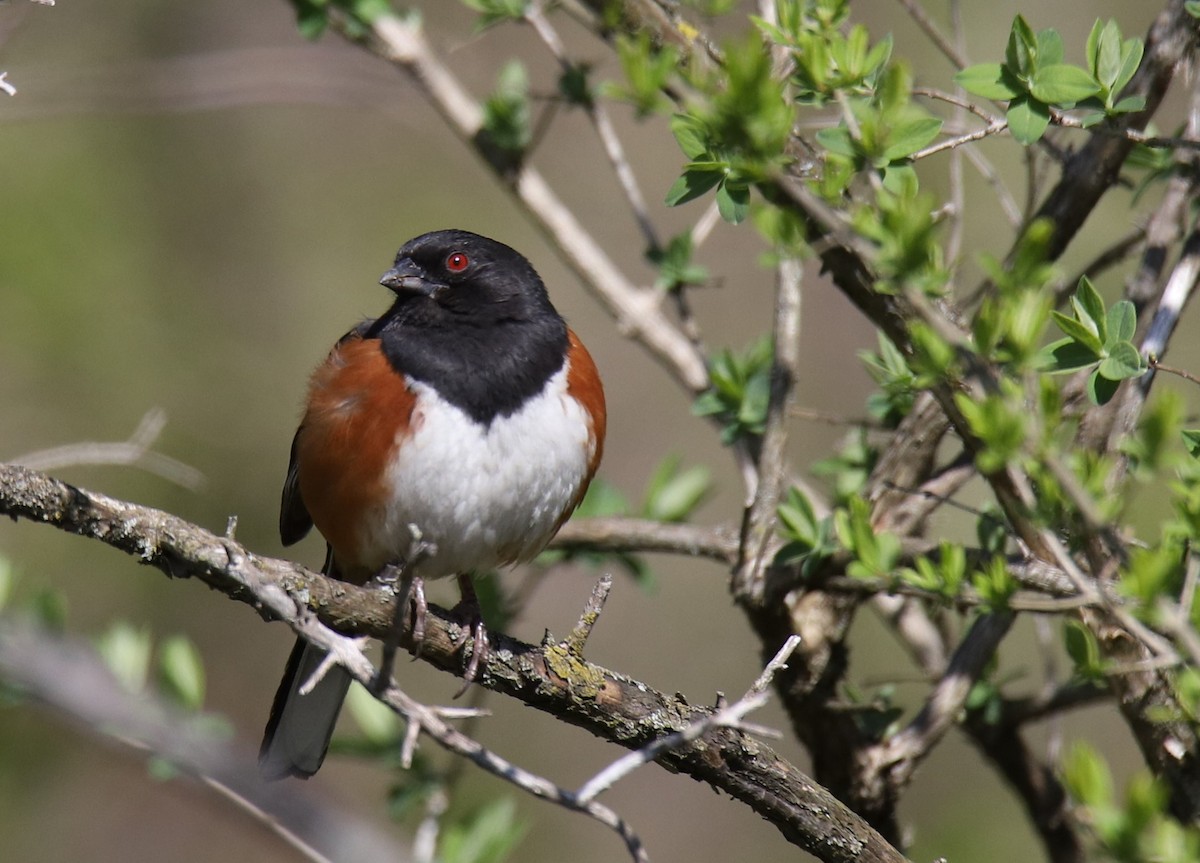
[[1115, 39, 1144, 95], [1105, 299, 1137, 344], [481, 61, 531, 159], [461, 0, 529, 29], [665, 168, 723, 207], [440, 798, 526, 863], [1090, 20, 1122, 89], [1005, 15, 1038, 77], [815, 126, 857, 158], [670, 114, 709, 160], [1112, 94, 1146, 113], [295, 1, 330, 40], [1184, 429, 1200, 459], [0, 557, 12, 612], [557, 64, 593, 107], [1063, 741, 1113, 807], [1064, 619, 1102, 678], [881, 117, 943, 161], [1098, 341, 1146, 380], [96, 623, 151, 693], [1075, 276, 1107, 337], [1006, 95, 1050, 145], [716, 182, 750, 224], [643, 456, 711, 523], [955, 63, 1021, 100], [1051, 310, 1104, 353], [345, 681, 400, 744], [1040, 337, 1100, 373], [158, 635, 205, 710], [1029, 65, 1100, 105], [1087, 369, 1120, 405], [778, 486, 821, 548], [1035, 27, 1065, 67]]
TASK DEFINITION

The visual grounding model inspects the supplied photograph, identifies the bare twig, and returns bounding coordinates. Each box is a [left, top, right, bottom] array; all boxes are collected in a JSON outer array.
[[13, 408, 205, 490], [733, 256, 802, 603], [873, 612, 1015, 785], [574, 635, 800, 805], [564, 573, 613, 656], [524, 3, 661, 252], [550, 516, 739, 563], [891, 0, 968, 69], [910, 119, 1009, 162]]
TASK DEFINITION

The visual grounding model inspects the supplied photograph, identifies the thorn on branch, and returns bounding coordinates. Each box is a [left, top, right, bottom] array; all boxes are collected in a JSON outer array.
[[566, 573, 613, 657]]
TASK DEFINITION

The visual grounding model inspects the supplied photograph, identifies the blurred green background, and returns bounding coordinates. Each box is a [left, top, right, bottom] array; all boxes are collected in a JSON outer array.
[[0, 1, 1190, 861]]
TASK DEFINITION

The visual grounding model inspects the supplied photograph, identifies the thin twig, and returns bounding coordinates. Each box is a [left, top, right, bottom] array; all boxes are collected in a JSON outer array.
[[524, 3, 661, 252], [733, 256, 802, 603], [891, 0, 968, 69], [13, 408, 205, 491], [574, 635, 800, 805]]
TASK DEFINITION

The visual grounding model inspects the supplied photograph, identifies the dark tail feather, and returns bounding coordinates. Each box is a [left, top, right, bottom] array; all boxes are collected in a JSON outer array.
[[259, 637, 352, 780], [260, 547, 351, 780]]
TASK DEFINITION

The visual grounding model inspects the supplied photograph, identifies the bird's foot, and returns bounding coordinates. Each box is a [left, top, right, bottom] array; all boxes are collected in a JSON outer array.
[[451, 573, 489, 698]]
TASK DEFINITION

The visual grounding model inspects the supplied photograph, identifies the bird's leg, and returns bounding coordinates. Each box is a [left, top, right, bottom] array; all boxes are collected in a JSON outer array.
[[373, 562, 428, 693], [450, 573, 489, 697]]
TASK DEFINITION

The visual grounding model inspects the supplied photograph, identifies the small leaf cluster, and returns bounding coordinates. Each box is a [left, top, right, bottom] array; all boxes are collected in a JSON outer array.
[[1041, 277, 1148, 406], [956, 15, 1131, 145], [693, 338, 773, 443], [900, 542, 967, 604], [440, 799, 527, 863], [1064, 742, 1200, 863], [813, 428, 876, 501], [648, 232, 709, 292], [850, 177, 948, 296], [481, 61, 532, 167], [816, 65, 943, 193], [775, 485, 836, 575], [642, 455, 713, 523], [841, 681, 903, 741], [859, 333, 917, 427], [95, 623, 209, 711], [289, 0, 394, 40], [461, 0, 529, 31], [954, 382, 1029, 475], [834, 497, 901, 580], [1081, 19, 1146, 122], [604, 32, 679, 118], [753, 0, 890, 106], [665, 37, 794, 224], [973, 220, 1057, 367], [902, 546, 1016, 611]]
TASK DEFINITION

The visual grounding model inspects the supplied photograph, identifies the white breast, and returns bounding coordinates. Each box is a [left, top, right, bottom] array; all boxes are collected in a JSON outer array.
[[356, 366, 593, 576]]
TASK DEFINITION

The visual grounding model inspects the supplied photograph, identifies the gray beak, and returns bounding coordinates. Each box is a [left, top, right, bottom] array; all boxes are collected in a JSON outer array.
[[380, 258, 440, 296]]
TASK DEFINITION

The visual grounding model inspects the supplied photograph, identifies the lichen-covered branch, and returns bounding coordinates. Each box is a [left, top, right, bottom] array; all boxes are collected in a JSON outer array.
[[0, 463, 909, 863]]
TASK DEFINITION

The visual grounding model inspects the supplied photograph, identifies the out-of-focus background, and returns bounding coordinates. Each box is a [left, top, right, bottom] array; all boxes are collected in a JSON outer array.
[[0, 2, 1188, 861]]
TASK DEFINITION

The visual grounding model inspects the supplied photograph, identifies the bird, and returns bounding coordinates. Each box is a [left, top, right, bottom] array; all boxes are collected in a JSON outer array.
[[260, 229, 606, 780]]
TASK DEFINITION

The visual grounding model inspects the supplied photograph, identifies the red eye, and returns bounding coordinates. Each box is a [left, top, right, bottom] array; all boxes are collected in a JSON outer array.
[[446, 252, 470, 272]]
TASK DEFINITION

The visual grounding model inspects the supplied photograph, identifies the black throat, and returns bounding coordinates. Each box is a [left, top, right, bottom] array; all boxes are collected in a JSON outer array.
[[369, 312, 569, 426]]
